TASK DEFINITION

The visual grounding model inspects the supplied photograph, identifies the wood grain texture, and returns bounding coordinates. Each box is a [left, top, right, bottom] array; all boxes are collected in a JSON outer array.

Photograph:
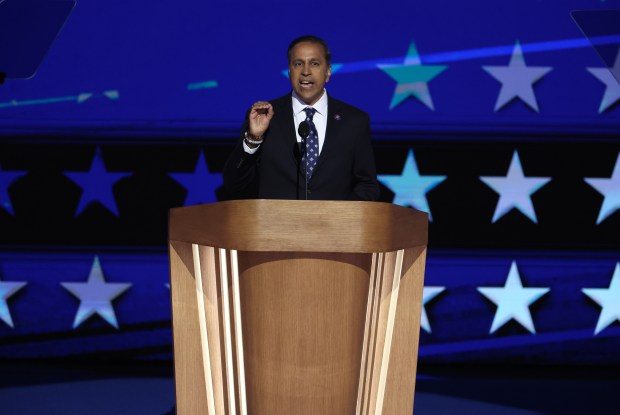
[[382, 246, 426, 415], [169, 200, 428, 253], [198, 246, 227, 414], [169, 241, 210, 414], [238, 251, 372, 414], [169, 201, 429, 415]]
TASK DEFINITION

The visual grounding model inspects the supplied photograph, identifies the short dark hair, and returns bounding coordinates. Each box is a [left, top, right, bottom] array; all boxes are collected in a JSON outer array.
[[287, 35, 331, 66]]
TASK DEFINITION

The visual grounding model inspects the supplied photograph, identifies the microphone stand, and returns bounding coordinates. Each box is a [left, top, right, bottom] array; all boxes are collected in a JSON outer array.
[[297, 122, 310, 200], [303, 137, 308, 200]]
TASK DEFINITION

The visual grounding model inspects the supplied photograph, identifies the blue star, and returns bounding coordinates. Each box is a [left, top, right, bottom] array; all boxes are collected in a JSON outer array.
[[480, 151, 551, 223], [582, 263, 620, 335], [483, 42, 552, 112], [477, 261, 550, 334], [61, 256, 132, 329], [378, 42, 447, 110], [0, 163, 27, 215], [421, 286, 445, 333], [0, 278, 27, 328], [170, 151, 222, 206], [587, 47, 620, 113], [64, 148, 131, 216], [585, 152, 620, 224], [378, 149, 446, 221]]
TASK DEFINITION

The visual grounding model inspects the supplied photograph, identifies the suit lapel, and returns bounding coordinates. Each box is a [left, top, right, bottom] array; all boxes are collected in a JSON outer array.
[[312, 96, 341, 178]]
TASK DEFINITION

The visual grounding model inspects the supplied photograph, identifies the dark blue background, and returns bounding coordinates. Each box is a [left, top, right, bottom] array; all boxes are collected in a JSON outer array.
[[0, 0, 619, 366]]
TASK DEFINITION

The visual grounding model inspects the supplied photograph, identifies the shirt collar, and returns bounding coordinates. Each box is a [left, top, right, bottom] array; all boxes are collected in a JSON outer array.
[[292, 89, 328, 117]]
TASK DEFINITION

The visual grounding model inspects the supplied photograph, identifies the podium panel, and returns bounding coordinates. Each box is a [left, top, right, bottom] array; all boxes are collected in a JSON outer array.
[[169, 200, 428, 415]]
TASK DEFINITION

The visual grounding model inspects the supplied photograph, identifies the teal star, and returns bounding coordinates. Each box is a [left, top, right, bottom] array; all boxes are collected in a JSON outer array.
[[379, 42, 447, 110], [378, 149, 446, 221]]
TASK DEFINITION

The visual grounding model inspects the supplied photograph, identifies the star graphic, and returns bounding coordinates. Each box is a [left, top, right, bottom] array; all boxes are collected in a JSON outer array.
[[64, 148, 131, 216], [0, 163, 27, 215], [61, 256, 131, 329], [480, 151, 551, 223], [477, 261, 550, 334], [378, 149, 446, 221], [378, 42, 447, 110], [583, 263, 620, 335], [587, 47, 620, 113], [584, 152, 620, 225], [483, 42, 552, 112], [169, 151, 222, 206], [0, 278, 26, 328], [421, 286, 445, 333]]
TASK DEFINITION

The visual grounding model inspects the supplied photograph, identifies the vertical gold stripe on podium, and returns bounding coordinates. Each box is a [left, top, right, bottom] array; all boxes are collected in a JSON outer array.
[[361, 252, 384, 415], [219, 248, 237, 415], [192, 244, 216, 415], [230, 249, 247, 415], [374, 249, 404, 415], [201, 246, 226, 414], [356, 252, 378, 415]]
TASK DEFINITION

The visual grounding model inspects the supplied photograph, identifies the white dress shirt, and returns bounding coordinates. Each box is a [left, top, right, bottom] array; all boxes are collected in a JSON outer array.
[[243, 89, 329, 154]]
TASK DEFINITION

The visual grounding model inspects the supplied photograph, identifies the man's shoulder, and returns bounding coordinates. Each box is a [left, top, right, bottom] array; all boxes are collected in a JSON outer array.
[[327, 95, 369, 119], [269, 94, 292, 107]]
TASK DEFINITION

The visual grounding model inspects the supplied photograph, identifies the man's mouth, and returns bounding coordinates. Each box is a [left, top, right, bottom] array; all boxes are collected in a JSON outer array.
[[300, 80, 314, 88]]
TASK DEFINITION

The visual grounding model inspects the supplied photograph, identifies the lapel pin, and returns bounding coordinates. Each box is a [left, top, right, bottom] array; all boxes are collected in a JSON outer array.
[[334, 114, 341, 121]]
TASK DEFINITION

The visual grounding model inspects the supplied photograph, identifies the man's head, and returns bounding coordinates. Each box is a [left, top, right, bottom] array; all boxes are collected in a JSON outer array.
[[287, 35, 332, 106]]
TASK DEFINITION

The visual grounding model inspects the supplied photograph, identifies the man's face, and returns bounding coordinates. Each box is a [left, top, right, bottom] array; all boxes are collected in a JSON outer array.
[[288, 41, 331, 106]]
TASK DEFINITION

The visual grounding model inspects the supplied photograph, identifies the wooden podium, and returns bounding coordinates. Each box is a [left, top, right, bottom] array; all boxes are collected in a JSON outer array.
[[168, 200, 428, 415]]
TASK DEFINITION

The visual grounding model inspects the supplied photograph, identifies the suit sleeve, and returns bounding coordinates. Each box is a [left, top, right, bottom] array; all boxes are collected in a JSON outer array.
[[222, 118, 260, 199], [349, 113, 380, 201]]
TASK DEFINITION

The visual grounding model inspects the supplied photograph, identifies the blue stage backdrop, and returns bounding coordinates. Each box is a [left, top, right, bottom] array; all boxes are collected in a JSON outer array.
[[0, 0, 619, 136], [0, 0, 619, 366]]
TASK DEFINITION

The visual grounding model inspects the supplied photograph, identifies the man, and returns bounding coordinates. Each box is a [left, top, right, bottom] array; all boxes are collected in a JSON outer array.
[[223, 35, 380, 201]]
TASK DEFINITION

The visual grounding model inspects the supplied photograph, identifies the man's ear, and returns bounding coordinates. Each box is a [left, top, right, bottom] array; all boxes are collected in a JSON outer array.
[[326, 65, 332, 82]]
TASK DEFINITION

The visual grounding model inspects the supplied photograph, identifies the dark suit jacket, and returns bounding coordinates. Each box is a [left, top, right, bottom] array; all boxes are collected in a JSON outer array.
[[223, 93, 380, 201]]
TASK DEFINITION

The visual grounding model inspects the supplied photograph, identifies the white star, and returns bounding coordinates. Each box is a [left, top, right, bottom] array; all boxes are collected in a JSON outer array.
[[584, 152, 620, 224], [61, 256, 131, 329], [378, 149, 446, 221], [587, 47, 620, 113], [483, 42, 553, 112], [0, 278, 26, 328], [582, 263, 620, 335], [480, 151, 551, 223], [421, 286, 445, 333], [477, 261, 549, 334]]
